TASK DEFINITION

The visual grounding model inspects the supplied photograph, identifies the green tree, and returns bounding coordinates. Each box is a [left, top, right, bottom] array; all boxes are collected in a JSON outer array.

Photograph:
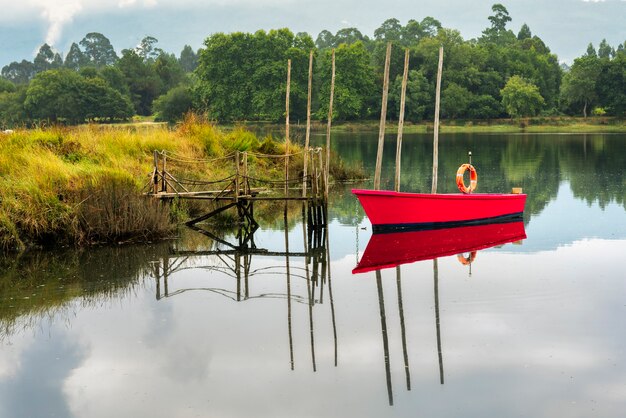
[[1, 60, 36, 84], [442, 82, 473, 118], [596, 53, 626, 116], [196, 29, 311, 121], [317, 42, 376, 120], [136, 36, 163, 62], [517, 23, 532, 40], [500, 75, 545, 117], [597, 39, 613, 59], [80, 77, 134, 121], [24, 69, 133, 123], [179, 45, 198, 72], [389, 69, 432, 121], [154, 53, 185, 91], [585, 43, 597, 58], [116, 49, 163, 115], [34, 44, 62, 73], [99, 66, 131, 96], [315, 30, 335, 49], [24, 69, 85, 123], [374, 18, 403, 42], [0, 87, 28, 127], [80, 33, 118, 68], [560, 55, 600, 117], [153, 86, 193, 122], [334, 28, 367, 46], [64, 43, 87, 71], [0, 79, 15, 93], [482, 3, 514, 43]]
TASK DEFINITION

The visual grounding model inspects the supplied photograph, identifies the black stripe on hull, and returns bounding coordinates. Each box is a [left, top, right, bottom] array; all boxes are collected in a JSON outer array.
[[371, 212, 525, 234]]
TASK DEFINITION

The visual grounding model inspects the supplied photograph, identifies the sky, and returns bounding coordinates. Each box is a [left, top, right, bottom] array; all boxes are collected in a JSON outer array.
[[0, 0, 624, 67]]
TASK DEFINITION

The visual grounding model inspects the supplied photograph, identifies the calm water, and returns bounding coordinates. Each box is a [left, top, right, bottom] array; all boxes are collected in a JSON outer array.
[[2, 133, 626, 417]]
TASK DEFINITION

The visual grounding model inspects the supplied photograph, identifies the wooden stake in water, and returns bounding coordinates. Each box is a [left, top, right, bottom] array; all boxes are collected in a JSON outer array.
[[431, 46, 443, 194], [395, 49, 410, 192], [325, 50, 335, 199], [303, 50, 313, 197], [285, 59, 291, 195], [374, 42, 392, 191]]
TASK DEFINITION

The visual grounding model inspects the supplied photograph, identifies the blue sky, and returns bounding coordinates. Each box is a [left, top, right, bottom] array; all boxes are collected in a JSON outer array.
[[0, 0, 624, 67]]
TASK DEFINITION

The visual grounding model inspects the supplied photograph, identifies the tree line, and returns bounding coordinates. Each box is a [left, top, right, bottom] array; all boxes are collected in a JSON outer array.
[[0, 4, 624, 127]]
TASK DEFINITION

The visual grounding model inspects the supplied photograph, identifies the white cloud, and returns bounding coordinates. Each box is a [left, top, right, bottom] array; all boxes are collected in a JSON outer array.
[[1, 0, 296, 48], [40, 1, 83, 46]]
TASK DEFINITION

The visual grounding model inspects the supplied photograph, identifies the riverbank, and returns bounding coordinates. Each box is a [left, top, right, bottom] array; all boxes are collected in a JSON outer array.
[[244, 116, 626, 135], [0, 116, 360, 252]]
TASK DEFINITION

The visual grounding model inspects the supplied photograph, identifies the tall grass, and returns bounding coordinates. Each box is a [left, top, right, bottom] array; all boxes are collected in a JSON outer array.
[[0, 115, 359, 251]]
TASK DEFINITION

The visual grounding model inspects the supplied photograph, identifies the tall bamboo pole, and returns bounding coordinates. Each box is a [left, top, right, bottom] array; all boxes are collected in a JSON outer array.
[[395, 49, 410, 192], [431, 46, 443, 194], [285, 59, 291, 196], [303, 51, 314, 197], [374, 42, 392, 191], [325, 50, 335, 199]]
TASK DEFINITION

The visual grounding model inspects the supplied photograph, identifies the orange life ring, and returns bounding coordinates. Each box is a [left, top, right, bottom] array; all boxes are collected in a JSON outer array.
[[456, 164, 477, 194], [457, 251, 477, 265]]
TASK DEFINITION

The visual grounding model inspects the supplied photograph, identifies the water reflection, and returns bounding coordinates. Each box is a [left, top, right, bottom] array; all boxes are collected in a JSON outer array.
[[355, 221, 527, 405], [1, 133, 626, 417], [148, 204, 336, 373]]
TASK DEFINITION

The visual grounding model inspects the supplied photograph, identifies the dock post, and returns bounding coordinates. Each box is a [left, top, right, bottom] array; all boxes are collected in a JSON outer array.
[[235, 151, 240, 203], [243, 151, 248, 195], [161, 152, 167, 192], [153, 150, 159, 195]]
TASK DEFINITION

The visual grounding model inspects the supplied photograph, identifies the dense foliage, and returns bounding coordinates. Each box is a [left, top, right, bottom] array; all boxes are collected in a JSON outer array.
[[0, 4, 624, 127]]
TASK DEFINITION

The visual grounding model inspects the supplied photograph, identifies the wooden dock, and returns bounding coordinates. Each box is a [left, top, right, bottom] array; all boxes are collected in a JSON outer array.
[[146, 148, 328, 229]]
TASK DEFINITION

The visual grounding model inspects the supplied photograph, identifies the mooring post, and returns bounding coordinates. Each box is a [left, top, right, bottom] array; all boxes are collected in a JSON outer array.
[[285, 59, 291, 197], [303, 50, 313, 198], [374, 42, 392, 191], [395, 49, 410, 192], [325, 49, 335, 199], [431, 46, 444, 194]]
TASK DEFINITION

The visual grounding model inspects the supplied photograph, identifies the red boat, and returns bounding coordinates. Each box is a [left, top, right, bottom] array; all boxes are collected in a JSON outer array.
[[353, 221, 526, 274], [353, 189, 526, 233]]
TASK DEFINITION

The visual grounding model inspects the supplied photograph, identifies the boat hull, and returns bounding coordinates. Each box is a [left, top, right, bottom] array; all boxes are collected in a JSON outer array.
[[353, 189, 526, 233]]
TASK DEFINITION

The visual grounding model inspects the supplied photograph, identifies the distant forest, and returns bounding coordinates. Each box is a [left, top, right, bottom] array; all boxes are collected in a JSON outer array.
[[0, 4, 624, 127]]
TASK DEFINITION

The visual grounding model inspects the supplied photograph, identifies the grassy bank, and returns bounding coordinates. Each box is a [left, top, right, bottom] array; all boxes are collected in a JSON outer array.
[[0, 115, 360, 252]]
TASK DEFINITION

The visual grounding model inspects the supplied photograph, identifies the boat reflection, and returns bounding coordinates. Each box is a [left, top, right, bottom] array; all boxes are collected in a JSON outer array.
[[353, 221, 527, 274], [353, 221, 526, 405]]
